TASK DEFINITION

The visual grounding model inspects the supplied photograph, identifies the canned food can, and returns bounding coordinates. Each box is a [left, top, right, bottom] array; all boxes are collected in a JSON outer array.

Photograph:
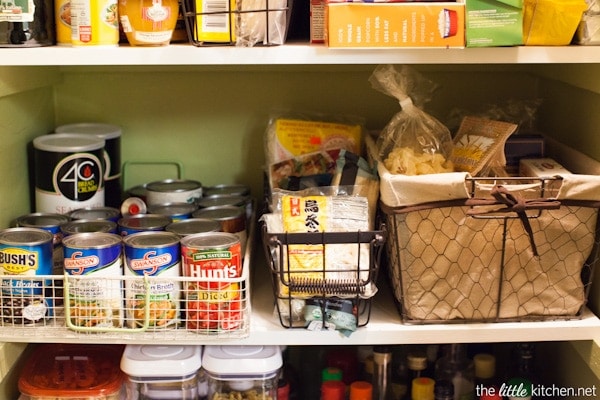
[[125, 184, 148, 202], [196, 194, 248, 210], [192, 205, 247, 254], [165, 218, 220, 238], [123, 231, 181, 328], [180, 232, 242, 332], [118, 214, 172, 236], [55, 123, 122, 208], [204, 184, 250, 198], [69, 206, 121, 222], [33, 133, 105, 215], [61, 219, 118, 236], [146, 179, 203, 206], [148, 202, 197, 222], [70, 0, 119, 46], [55, 0, 73, 45], [15, 213, 71, 276], [63, 232, 123, 328], [0, 227, 54, 324]]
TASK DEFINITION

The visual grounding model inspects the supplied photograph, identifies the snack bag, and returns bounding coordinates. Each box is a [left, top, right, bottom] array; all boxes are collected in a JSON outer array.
[[369, 64, 454, 175], [450, 116, 518, 175]]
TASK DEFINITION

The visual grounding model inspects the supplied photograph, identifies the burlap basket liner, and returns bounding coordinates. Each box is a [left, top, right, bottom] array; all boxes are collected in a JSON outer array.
[[379, 171, 600, 322]]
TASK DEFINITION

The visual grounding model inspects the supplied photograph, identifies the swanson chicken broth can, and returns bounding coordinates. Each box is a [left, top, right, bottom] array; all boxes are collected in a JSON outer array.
[[0, 228, 54, 325], [33, 133, 105, 215], [62, 233, 123, 328], [123, 231, 181, 329], [180, 232, 243, 332]]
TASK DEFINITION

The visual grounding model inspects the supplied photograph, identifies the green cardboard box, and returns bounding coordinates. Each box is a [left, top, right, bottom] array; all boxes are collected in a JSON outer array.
[[466, 0, 524, 47]]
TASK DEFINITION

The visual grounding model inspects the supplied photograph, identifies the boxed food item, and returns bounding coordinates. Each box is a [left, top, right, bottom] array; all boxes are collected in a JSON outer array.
[[326, 1, 465, 48], [519, 157, 571, 177], [311, 0, 326, 43], [465, 0, 524, 47], [18, 344, 125, 400], [523, 0, 588, 45]]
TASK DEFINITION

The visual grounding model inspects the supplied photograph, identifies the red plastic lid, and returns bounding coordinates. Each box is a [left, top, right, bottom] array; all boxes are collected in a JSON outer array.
[[321, 380, 346, 400], [18, 344, 125, 398]]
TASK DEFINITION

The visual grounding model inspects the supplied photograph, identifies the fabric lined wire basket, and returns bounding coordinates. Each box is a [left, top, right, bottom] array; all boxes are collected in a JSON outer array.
[[379, 168, 600, 324]]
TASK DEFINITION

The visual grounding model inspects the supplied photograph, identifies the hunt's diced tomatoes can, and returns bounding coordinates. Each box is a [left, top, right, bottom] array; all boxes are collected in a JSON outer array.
[[180, 232, 242, 333]]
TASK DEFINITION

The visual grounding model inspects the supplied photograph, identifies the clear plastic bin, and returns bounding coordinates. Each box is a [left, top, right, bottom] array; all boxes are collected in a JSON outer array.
[[120, 344, 204, 400], [202, 345, 282, 400]]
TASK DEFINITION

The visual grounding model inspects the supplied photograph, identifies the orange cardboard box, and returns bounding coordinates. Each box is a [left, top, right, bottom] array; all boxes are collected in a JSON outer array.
[[326, 2, 465, 48]]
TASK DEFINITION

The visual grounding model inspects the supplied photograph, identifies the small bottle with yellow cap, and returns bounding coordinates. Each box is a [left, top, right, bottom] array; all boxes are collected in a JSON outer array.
[[412, 377, 435, 400]]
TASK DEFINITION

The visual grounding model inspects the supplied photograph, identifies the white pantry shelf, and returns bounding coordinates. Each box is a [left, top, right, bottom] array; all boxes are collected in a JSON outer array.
[[3, 43, 600, 66]]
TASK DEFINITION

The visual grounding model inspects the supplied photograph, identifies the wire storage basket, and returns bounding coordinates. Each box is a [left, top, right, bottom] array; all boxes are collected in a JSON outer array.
[[0, 214, 256, 341], [381, 176, 600, 324], [262, 226, 386, 330], [181, 0, 294, 46]]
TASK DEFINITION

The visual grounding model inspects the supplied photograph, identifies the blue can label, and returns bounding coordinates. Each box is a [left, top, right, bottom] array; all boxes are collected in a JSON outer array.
[[124, 232, 180, 328], [63, 233, 123, 328], [0, 228, 54, 324]]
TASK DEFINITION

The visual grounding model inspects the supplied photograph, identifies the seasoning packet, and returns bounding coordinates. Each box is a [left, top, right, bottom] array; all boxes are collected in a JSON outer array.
[[450, 116, 518, 175]]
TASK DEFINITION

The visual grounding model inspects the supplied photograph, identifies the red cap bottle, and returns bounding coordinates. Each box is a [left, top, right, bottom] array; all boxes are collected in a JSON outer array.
[[321, 380, 346, 400]]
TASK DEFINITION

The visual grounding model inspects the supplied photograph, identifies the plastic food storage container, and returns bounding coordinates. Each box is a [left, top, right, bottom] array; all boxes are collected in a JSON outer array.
[[18, 344, 125, 399], [202, 345, 282, 400], [120, 344, 203, 399]]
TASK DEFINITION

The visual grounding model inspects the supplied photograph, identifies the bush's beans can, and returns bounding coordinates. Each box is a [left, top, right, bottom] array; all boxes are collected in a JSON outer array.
[[33, 133, 105, 215], [55, 123, 122, 208], [0, 228, 54, 324], [192, 206, 247, 255], [63, 232, 123, 328], [60, 219, 118, 236], [145, 179, 203, 206], [180, 232, 242, 332], [69, 206, 121, 222], [15, 213, 71, 275], [165, 218, 220, 238], [148, 202, 197, 222], [123, 231, 181, 329], [117, 214, 172, 236]]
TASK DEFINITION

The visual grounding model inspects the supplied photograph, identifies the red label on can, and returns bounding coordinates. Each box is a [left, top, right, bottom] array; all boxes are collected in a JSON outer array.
[[181, 240, 242, 331]]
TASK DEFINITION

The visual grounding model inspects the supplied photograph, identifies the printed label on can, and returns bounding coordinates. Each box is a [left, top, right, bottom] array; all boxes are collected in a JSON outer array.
[[63, 234, 123, 328], [35, 151, 105, 214], [70, 0, 119, 45], [124, 233, 180, 329], [181, 233, 242, 332], [0, 228, 54, 324]]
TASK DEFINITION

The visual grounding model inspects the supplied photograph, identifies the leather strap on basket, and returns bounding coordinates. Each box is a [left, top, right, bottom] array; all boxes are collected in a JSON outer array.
[[466, 185, 561, 257]]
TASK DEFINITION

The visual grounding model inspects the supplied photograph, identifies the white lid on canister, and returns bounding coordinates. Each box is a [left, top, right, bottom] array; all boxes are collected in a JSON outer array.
[[202, 345, 282, 376], [120, 345, 202, 381], [33, 133, 105, 152], [55, 122, 122, 140]]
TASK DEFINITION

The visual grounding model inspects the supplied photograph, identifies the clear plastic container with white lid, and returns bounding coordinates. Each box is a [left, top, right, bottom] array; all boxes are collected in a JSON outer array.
[[120, 344, 203, 400], [202, 345, 282, 400]]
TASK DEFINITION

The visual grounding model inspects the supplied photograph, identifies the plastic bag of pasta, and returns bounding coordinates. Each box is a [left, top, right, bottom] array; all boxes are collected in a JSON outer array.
[[369, 64, 454, 175]]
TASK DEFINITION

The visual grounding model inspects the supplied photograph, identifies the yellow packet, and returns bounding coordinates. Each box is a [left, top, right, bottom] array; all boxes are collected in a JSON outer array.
[[450, 116, 518, 175]]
